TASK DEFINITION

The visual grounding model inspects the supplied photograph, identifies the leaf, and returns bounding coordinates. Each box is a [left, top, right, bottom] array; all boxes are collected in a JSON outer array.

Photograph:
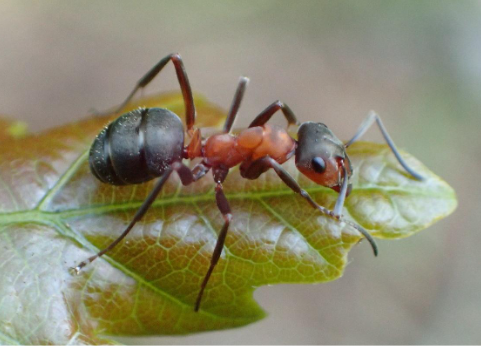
[[0, 93, 456, 345], [0, 117, 28, 141]]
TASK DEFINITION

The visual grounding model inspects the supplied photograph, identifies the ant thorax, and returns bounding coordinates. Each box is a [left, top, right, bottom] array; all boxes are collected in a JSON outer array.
[[202, 124, 296, 169]]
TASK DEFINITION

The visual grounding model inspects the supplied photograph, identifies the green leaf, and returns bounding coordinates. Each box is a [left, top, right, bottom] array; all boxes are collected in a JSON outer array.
[[0, 93, 456, 345]]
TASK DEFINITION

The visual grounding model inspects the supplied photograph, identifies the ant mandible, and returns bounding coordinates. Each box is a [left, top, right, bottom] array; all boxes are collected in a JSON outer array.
[[71, 53, 424, 312]]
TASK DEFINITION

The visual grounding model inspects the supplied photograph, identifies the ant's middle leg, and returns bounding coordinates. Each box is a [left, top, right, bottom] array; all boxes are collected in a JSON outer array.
[[94, 53, 196, 133], [248, 100, 300, 129], [345, 111, 424, 180], [241, 156, 378, 256], [195, 167, 231, 312]]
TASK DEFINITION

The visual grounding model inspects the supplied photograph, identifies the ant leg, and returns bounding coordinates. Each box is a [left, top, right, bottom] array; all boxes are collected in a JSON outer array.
[[172, 161, 197, 186], [242, 156, 378, 256], [195, 167, 231, 312], [248, 100, 300, 129], [70, 161, 196, 275], [70, 167, 174, 274], [241, 156, 335, 216], [345, 111, 424, 180], [333, 164, 349, 217], [223, 77, 249, 133], [94, 53, 196, 133], [192, 161, 211, 181]]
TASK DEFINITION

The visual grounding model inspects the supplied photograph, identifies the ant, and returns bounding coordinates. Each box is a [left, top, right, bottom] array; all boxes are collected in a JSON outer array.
[[71, 53, 424, 312]]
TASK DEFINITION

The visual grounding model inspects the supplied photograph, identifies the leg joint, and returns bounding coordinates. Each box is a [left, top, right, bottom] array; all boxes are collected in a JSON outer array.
[[171, 53, 182, 61], [224, 213, 233, 224]]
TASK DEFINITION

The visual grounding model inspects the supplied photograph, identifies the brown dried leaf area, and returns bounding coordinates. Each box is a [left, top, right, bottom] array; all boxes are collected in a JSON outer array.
[[0, 94, 456, 345]]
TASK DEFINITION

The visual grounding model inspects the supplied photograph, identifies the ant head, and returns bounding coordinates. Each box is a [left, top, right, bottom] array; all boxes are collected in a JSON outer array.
[[295, 122, 353, 193]]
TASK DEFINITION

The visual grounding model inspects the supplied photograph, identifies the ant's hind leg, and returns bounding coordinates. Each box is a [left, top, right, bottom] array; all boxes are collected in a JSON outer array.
[[93, 54, 196, 133], [195, 167, 231, 312], [70, 167, 174, 275], [248, 101, 300, 130], [70, 162, 197, 275], [223, 77, 249, 133], [241, 156, 378, 256], [345, 111, 424, 180]]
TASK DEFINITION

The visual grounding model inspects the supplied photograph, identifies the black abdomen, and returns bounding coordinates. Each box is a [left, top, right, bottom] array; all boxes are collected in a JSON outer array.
[[89, 108, 185, 185]]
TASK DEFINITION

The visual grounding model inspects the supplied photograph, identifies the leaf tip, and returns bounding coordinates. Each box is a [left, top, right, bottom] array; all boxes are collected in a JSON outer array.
[[6, 120, 28, 139]]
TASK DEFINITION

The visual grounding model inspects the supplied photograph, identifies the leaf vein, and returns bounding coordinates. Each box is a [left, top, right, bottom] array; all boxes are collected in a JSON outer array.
[[36, 151, 89, 210], [52, 220, 255, 322], [256, 198, 339, 273]]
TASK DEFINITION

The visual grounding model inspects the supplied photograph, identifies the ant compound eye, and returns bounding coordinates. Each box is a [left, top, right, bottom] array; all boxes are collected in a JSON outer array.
[[312, 157, 326, 173]]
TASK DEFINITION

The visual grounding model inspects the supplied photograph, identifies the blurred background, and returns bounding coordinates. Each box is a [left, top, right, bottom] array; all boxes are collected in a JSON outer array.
[[0, 0, 477, 344]]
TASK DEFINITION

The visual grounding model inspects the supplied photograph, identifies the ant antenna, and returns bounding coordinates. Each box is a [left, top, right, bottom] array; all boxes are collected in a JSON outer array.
[[330, 163, 377, 256], [345, 111, 424, 181], [259, 156, 378, 257], [343, 219, 378, 256], [312, 197, 378, 256]]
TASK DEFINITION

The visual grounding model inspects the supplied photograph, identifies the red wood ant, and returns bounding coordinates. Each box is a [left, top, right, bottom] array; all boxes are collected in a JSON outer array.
[[71, 53, 424, 312]]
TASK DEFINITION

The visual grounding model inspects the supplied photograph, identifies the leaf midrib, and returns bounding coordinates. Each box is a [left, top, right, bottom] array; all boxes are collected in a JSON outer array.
[[0, 144, 455, 223], [0, 184, 454, 224]]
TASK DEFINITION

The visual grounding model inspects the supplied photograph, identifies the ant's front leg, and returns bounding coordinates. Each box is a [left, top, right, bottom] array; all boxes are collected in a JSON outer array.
[[333, 163, 349, 217], [241, 156, 378, 256]]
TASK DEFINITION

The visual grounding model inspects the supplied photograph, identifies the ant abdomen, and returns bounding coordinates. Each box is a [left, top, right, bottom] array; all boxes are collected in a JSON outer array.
[[89, 107, 185, 185]]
